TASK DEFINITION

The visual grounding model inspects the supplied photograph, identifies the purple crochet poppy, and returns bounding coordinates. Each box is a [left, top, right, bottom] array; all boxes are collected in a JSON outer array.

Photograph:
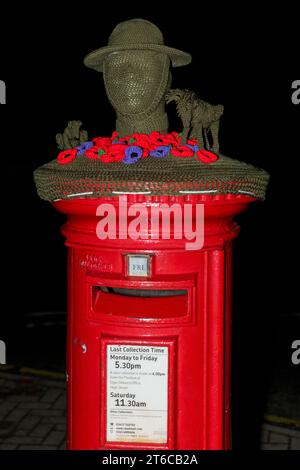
[[186, 144, 200, 153], [149, 145, 170, 158], [122, 146, 143, 164], [76, 141, 94, 156]]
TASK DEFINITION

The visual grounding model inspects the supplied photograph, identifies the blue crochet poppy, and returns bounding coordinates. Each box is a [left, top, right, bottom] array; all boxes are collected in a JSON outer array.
[[122, 146, 143, 164], [76, 141, 94, 156], [149, 145, 170, 158]]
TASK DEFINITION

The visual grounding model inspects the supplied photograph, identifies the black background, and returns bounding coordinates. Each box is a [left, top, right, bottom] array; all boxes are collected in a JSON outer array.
[[0, 5, 299, 450]]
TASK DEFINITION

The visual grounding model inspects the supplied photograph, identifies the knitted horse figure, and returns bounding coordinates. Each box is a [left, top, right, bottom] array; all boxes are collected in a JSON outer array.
[[165, 89, 224, 152]]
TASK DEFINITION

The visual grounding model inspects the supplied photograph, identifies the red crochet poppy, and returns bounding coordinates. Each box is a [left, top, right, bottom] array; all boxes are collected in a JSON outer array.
[[187, 138, 198, 147], [116, 136, 131, 145], [57, 149, 77, 165], [166, 132, 180, 145], [101, 144, 126, 163], [196, 149, 219, 163], [85, 147, 103, 160], [131, 133, 152, 149], [141, 147, 149, 158], [170, 145, 194, 158], [92, 137, 112, 149], [149, 131, 177, 148]]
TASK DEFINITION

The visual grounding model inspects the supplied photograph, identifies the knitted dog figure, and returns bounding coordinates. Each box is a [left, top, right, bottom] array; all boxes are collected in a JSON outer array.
[[166, 88, 224, 152]]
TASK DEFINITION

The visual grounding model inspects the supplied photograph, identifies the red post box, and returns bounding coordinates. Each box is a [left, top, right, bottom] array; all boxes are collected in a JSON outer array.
[[33, 19, 269, 450], [53, 193, 255, 450]]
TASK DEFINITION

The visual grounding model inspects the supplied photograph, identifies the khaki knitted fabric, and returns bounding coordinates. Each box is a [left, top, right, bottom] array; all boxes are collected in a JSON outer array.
[[84, 19, 190, 137], [34, 153, 269, 202], [103, 50, 171, 136], [84, 19, 192, 72]]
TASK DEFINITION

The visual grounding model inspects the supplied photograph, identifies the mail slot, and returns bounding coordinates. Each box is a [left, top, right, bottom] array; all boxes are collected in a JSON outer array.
[[92, 287, 189, 319], [54, 194, 255, 450]]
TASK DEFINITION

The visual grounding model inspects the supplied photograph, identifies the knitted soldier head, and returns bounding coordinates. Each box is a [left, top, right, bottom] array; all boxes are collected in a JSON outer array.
[[84, 19, 191, 137]]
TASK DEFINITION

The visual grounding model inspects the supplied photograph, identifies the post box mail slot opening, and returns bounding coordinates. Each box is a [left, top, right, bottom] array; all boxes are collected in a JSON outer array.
[[92, 286, 189, 319]]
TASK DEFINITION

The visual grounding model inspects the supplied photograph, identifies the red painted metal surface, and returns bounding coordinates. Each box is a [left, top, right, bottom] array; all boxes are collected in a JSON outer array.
[[53, 193, 255, 450]]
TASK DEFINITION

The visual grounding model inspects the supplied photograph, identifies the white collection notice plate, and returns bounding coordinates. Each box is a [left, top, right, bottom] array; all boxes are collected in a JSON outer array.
[[106, 344, 168, 444]]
